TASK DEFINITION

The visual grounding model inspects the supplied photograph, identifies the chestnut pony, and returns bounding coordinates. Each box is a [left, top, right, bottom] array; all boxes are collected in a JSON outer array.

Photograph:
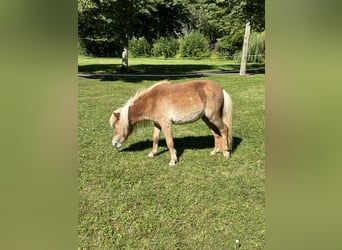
[[109, 80, 233, 166]]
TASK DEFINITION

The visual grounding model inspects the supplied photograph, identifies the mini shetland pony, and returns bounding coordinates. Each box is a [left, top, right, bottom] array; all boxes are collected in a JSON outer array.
[[109, 80, 232, 166]]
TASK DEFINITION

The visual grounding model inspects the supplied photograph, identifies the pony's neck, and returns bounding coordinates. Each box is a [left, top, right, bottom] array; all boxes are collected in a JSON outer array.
[[128, 100, 148, 125]]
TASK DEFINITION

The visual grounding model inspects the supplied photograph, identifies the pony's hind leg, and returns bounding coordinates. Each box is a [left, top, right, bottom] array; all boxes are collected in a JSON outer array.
[[202, 116, 230, 158], [202, 116, 221, 155], [210, 130, 221, 155], [218, 122, 231, 158], [148, 123, 161, 158], [219, 125, 230, 158]]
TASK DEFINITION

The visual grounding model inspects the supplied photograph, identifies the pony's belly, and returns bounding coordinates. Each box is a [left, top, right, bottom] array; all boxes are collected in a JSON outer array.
[[171, 111, 202, 124]]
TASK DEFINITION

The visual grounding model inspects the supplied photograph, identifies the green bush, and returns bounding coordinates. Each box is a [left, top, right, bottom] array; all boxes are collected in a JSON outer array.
[[129, 37, 152, 57], [216, 33, 243, 59], [78, 40, 87, 56], [233, 50, 242, 62], [180, 31, 210, 58], [248, 31, 265, 63], [79, 39, 121, 57], [152, 37, 179, 59]]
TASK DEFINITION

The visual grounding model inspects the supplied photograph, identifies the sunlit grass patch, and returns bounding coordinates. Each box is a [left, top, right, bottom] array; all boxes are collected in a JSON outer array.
[[78, 74, 265, 249]]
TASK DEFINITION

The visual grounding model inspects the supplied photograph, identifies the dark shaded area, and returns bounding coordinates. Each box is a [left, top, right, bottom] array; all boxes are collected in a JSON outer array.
[[78, 63, 264, 83], [78, 62, 264, 75], [121, 136, 242, 160], [78, 64, 121, 73], [79, 40, 122, 58], [128, 64, 218, 74], [79, 74, 206, 83], [78, 63, 219, 74]]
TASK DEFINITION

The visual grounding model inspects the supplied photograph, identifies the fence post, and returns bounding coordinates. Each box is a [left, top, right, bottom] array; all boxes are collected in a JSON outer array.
[[121, 46, 128, 71], [240, 21, 251, 76]]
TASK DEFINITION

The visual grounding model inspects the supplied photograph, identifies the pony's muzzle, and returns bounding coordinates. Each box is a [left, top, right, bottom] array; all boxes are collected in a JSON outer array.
[[112, 139, 122, 149]]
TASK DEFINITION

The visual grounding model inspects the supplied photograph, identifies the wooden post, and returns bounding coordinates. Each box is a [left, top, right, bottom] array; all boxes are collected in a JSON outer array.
[[240, 21, 251, 76], [121, 46, 128, 71]]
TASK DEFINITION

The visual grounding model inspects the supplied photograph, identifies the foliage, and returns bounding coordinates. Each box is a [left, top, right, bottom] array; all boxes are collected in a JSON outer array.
[[78, 0, 265, 57], [248, 31, 265, 63], [221, 0, 265, 33], [129, 37, 152, 58], [152, 37, 179, 59], [78, 40, 87, 56], [78, 0, 189, 56], [216, 33, 244, 59], [183, 0, 264, 42], [78, 74, 265, 249], [184, 1, 223, 42], [216, 30, 265, 63], [180, 31, 210, 58], [79, 39, 122, 57]]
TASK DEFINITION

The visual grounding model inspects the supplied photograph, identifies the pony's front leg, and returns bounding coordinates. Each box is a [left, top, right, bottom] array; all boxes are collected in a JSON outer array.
[[162, 124, 177, 166], [148, 124, 161, 158]]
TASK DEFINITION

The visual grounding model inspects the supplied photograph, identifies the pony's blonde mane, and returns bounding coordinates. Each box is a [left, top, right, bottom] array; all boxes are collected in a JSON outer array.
[[119, 80, 170, 136]]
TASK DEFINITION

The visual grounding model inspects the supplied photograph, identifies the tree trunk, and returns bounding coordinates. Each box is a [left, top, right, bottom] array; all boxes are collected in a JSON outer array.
[[121, 46, 128, 71], [240, 21, 251, 76]]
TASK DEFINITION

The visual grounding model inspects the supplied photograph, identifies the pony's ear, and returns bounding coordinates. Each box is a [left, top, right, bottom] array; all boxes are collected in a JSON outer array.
[[110, 108, 121, 128], [113, 108, 121, 119]]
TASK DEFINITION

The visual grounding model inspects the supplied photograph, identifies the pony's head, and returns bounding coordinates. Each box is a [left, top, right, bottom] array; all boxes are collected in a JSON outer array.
[[109, 106, 133, 149]]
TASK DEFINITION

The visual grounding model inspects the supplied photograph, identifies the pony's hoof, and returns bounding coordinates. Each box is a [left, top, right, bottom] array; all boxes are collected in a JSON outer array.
[[148, 152, 155, 158], [168, 161, 177, 167], [223, 151, 231, 158], [210, 150, 220, 155]]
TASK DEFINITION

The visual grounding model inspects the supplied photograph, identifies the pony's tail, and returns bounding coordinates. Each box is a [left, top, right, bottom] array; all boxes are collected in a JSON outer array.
[[222, 90, 233, 151]]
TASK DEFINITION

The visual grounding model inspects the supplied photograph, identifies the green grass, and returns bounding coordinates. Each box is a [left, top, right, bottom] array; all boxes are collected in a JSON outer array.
[[78, 55, 264, 74], [78, 61, 265, 249]]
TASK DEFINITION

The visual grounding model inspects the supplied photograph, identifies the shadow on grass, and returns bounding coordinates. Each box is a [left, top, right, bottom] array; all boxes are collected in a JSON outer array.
[[130, 64, 219, 73], [78, 63, 264, 83], [121, 136, 242, 160], [79, 64, 220, 74], [78, 63, 264, 74], [78, 64, 121, 73], [81, 75, 207, 83]]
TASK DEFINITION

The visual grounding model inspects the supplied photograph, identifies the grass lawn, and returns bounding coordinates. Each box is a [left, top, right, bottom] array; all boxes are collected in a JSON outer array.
[[78, 55, 264, 74], [78, 58, 265, 249]]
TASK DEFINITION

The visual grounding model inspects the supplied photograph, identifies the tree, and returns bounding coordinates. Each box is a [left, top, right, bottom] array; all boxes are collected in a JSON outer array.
[[183, 0, 223, 42], [78, 0, 265, 70], [78, 0, 189, 69], [179, 0, 264, 43], [234, 0, 264, 75], [208, 0, 264, 75]]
